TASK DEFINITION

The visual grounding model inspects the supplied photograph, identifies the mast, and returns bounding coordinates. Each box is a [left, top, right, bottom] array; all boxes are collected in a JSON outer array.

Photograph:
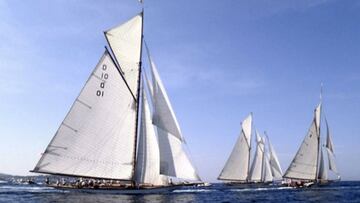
[[261, 136, 265, 182], [315, 85, 323, 182], [132, 9, 145, 185], [246, 112, 253, 182]]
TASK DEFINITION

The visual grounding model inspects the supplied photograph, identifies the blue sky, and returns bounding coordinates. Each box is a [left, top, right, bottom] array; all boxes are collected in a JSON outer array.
[[0, 0, 359, 182]]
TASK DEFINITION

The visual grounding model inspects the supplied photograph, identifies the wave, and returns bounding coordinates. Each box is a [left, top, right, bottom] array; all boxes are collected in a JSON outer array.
[[172, 189, 216, 193], [0, 181, 7, 184]]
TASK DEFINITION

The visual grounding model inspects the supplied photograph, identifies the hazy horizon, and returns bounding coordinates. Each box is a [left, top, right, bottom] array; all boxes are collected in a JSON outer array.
[[1, 0, 360, 182]]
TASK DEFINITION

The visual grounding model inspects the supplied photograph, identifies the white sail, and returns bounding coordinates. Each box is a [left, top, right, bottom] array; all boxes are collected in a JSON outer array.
[[144, 45, 200, 181], [105, 13, 142, 94], [326, 148, 338, 174], [263, 153, 273, 182], [146, 44, 183, 141], [135, 86, 164, 185], [318, 148, 328, 180], [283, 104, 321, 180], [249, 132, 264, 182], [267, 135, 283, 179], [156, 127, 200, 181], [33, 51, 137, 180], [325, 119, 334, 153], [218, 114, 252, 181]]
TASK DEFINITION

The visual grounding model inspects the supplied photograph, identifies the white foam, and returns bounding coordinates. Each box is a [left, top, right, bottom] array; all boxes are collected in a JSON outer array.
[[0, 180, 7, 184], [172, 189, 215, 193], [230, 186, 293, 192]]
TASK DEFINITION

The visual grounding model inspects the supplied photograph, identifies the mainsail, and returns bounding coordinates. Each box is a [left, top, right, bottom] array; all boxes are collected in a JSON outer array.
[[218, 114, 252, 181], [32, 51, 137, 180], [249, 132, 264, 182], [283, 103, 321, 180]]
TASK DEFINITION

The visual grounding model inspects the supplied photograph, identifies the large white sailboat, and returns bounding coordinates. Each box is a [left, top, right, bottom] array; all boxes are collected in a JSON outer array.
[[218, 114, 282, 185], [283, 97, 340, 187], [31, 6, 202, 192]]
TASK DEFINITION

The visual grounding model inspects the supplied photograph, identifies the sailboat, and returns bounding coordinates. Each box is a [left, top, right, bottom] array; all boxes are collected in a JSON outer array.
[[218, 114, 283, 185], [283, 97, 340, 187], [30, 6, 202, 193]]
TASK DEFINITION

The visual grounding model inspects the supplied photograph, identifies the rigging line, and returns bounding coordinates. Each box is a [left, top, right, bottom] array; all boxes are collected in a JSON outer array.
[[104, 46, 137, 101]]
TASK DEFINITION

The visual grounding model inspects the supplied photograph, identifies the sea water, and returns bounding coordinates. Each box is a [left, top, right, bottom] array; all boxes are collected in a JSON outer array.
[[0, 181, 359, 202]]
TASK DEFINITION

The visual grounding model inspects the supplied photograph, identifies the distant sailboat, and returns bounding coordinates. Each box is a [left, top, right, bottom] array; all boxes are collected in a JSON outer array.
[[283, 98, 340, 187], [31, 6, 201, 192], [218, 114, 283, 184]]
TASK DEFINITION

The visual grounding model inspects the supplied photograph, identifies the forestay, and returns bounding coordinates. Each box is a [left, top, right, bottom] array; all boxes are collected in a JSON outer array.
[[33, 51, 137, 180], [283, 104, 321, 180], [218, 114, 252, 181], [105, 13, 142, 94]]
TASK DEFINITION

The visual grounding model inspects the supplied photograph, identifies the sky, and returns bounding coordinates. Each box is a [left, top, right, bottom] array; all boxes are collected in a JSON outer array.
[[0, 0, 359, 182]]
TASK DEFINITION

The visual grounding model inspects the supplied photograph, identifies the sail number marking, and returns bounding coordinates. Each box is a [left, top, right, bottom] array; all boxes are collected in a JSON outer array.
[[96, 64, 108, 97]]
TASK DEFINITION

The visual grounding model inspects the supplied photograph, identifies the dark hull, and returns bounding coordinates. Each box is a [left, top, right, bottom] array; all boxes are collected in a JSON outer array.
[[49, 182, 205, 194]]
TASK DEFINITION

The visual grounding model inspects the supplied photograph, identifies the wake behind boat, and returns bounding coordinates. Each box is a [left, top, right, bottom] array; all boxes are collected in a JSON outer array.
[[30, 2, 203, 193]]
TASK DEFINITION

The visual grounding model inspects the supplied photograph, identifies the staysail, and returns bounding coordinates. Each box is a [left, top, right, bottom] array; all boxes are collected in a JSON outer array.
[[146, 44, 183, 141], [283, 103, 321, 180], [218, 114, 252, 181], [135, 86, 164, 185], [145, 44, 200, 181], [266, 134, 283, 179], [263, 153, 273, 182], [249, 132, 264, 182], [105, 13, 143, 95], [32, 51, 137, 180], [317, 148, 328, 180]]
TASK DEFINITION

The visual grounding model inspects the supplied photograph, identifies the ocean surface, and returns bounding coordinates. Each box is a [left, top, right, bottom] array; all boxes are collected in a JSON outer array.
[[0, 180, 359, 202]]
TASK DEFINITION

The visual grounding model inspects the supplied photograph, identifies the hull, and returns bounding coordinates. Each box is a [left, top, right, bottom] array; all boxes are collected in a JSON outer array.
[[50, 184, 181, 194], [282, 179, 339, 188], [223, 181, 273, 188]]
